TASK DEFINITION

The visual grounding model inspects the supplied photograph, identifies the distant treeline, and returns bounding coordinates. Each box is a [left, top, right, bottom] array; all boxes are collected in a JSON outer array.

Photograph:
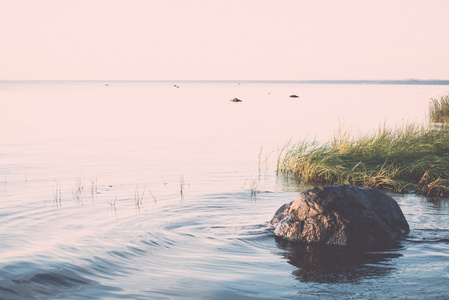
[[194, 80, 449, 85], [292, 80, 449, 85]]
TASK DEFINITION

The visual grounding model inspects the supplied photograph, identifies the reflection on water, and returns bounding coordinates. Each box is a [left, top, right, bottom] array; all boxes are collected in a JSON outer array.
[[275, 237, 403, 284], [424, 196, 449, 209]]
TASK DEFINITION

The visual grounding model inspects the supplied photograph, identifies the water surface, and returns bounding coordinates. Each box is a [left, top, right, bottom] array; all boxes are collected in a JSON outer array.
[[1, 81, 449, 299]]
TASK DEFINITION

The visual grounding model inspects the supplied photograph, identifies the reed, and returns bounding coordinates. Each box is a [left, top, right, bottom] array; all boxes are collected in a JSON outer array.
[[429, 94, 449, 124], [135, 185, 145, 208], [90, 176, 98, 198], [148, 189, 157, 202], [180, 175, 185, 197], [257, 146, 272, 178], [277, 124, 449, 196], [54, 181, 62, 206], [4, 169, 8, 187], [73, 176, 84, 201], [249, 178, 258, 197], [108, 195, 118, 212], [258, 146, 263, 176]]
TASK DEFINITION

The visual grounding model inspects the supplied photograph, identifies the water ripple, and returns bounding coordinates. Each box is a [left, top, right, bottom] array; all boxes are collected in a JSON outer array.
[[0, 265, 97, 300]]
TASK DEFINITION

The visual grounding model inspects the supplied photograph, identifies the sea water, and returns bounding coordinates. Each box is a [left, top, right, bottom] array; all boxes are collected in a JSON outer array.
[[0, 81, 448, 299]]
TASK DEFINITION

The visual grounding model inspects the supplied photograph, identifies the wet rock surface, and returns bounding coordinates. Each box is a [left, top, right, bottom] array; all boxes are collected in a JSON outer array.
[[270, 185, 410, 249]]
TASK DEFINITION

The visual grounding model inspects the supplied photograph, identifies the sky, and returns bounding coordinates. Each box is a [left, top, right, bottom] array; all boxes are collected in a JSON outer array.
[[1, 0, 448, 81]]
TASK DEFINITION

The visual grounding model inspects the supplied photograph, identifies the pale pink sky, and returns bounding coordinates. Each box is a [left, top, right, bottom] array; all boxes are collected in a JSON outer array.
[[1, 0, 448, 80]]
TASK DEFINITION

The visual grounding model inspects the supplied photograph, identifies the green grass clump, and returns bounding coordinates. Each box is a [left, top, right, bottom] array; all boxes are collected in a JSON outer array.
[[277, 124, 449, 196], [429, 94, 449, 124]]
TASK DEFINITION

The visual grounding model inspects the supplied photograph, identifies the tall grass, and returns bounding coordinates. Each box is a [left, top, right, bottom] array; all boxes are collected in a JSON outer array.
[[429, 94, 449, 123], [277, 124, 449, 196]]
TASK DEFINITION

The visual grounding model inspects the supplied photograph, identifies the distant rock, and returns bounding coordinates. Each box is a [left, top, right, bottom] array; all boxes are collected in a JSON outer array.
[[230, 98, 242, 102], [270, 185, 410, 249], [289, 95, 299, 98]]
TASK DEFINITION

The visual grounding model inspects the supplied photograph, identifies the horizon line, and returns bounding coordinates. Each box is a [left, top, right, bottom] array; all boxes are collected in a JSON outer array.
[[2, 79, 449, 85]]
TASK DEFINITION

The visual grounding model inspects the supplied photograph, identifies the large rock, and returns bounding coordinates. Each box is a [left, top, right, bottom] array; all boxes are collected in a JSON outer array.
[[270, 185, 410, 249]]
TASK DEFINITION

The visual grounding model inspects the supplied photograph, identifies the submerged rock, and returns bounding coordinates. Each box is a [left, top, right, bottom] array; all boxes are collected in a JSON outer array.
[[270, 185, 410, 249], [230, 98, 242, 102], [289, 95, 299, 98]]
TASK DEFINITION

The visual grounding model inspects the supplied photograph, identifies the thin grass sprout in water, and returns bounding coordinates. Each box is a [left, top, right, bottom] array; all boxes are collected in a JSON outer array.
[[135, 185, 146, 209]]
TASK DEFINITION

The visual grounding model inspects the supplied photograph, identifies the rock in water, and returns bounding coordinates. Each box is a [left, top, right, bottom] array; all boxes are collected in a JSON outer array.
[[270, 185, 410, 249], [230, 98, 242, 102]]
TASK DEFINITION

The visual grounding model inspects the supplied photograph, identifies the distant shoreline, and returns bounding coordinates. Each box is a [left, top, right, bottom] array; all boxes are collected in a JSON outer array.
[[1, 79, 449, 85], [294, 80, 449, 85], [278, 79, 449, 85]]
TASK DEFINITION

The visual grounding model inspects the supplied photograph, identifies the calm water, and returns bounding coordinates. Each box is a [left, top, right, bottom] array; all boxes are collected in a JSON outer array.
[[1, 81, 449, 299]]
